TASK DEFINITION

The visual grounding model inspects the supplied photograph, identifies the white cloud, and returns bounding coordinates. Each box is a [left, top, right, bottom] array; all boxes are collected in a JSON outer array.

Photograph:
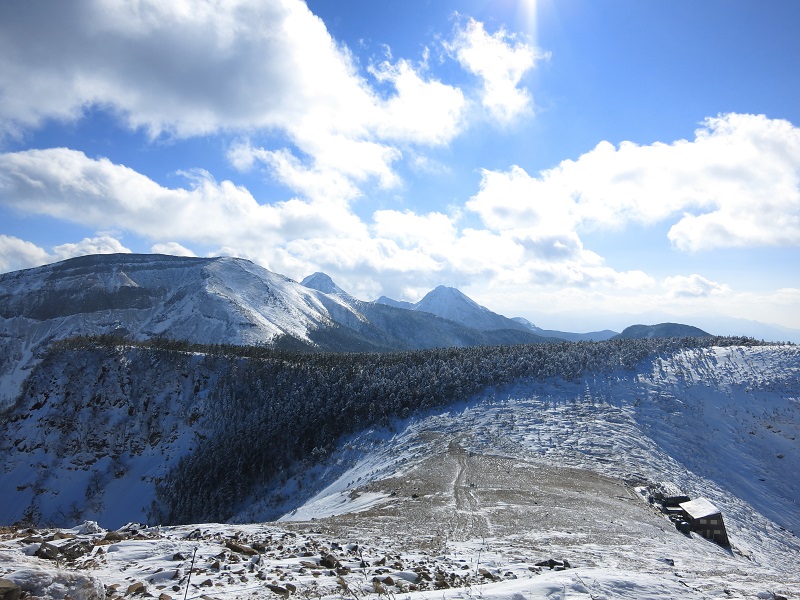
[[466, 114, 800, 252], [0, 148, 362, 248], [0, 0, 471, 205], [446, 18, 542, 124], [151, 242, 196, 257], [663, 274, 731, 298], [232, 144, 363, 203], [369, 59, 465, 145], [0, 147, 649, 294], [0, 235, 51, 273], [467, 165, 575, 237], [52, 236, 132, 260], [0, 234, 132, 274], [0, 0, 364, 139], [372, 210, 457, 251]]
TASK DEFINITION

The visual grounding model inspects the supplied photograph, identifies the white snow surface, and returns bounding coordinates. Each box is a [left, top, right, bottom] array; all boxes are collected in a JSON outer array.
[[0, 345, 798, 599]]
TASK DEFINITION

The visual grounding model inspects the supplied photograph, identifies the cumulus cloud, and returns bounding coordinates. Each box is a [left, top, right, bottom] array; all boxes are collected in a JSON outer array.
[[0, 0, 360, 138], [0, 148, 363, 249], [663, 274, 731, 298], [0, 235, 51, 273], [0, 147, 651, 293], [446, 18, 543, 124], [369, 59, 466, 145], [52, 236, 132, 260], [0, 234, 132, 274], [467, 114, 800, 252], [151, 242, 197, 257], [372, 210, 457, 252], [0, 0, 472, 204]]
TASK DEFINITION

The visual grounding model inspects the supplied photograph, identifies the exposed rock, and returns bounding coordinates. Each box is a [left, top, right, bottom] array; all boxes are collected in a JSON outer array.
[[61, 539, 94, 560], [35, 538, 94, 561], [0, 579, 21, 600], [266, 584, 289, 596], [225, 540, 257, 556], [127, 582, 145, 594], [534, 558, 567, 570], [35, 542, 60, 560], [319, 553, 340, 569]]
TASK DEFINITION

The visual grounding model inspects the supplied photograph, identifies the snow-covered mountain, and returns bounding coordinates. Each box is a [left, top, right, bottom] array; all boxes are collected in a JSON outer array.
[[301, 272, 350, 297], [1, 254, 798, 599], [0, 255, 549, 406], [376, 285, 535, 333], [377, 288, 619, 341]]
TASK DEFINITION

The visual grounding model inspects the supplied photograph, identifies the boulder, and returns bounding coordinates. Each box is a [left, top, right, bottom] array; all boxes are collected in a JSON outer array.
[[0, 579, 21, 600], [266, 584, 290, 596], [225, 540, 257, 556], [127, 582, 145, 595], [319, 554, 340, 569]]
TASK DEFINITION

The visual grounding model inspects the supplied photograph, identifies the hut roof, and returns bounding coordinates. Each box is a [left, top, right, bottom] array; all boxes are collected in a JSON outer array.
[[679, 497, 721, 519]]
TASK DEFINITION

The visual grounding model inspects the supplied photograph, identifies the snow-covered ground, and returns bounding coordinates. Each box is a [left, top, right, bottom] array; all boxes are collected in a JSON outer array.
[[1, 345, 797, 599]]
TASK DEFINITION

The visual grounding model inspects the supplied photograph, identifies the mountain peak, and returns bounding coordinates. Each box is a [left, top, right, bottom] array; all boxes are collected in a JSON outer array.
[[418, 285, 482, 313], [301, 272, 348, 296]]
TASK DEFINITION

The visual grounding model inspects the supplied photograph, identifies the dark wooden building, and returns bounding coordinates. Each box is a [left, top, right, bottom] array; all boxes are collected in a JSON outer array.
[[679, 497, 730, 546]]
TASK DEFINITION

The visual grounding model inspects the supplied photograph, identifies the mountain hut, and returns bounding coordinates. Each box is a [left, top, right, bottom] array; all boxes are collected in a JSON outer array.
[[678, 497, 730, 546]]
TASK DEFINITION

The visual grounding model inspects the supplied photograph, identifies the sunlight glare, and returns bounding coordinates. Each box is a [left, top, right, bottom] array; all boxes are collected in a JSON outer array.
[[517, 0, 539, 44]]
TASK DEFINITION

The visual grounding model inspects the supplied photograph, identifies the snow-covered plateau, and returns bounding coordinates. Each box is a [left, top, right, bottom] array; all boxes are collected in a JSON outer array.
[[1, 343, 798, 599]]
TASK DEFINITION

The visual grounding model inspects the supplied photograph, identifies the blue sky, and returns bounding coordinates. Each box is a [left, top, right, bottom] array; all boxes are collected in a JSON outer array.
[[1, 0, 799, 335]]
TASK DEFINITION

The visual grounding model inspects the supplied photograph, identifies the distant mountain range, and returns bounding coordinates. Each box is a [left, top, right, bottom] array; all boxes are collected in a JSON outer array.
[[0, 254, 549, 405], [0, 253, 741, 406], [376, 287, 617, 341]]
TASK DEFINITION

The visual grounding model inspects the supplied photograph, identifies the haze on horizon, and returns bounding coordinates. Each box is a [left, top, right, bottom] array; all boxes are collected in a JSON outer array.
[[0, 0, 798, 335]]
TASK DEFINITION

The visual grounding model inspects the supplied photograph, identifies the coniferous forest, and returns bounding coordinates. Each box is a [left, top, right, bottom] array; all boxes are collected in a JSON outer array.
[[17, 335, 765, 525]]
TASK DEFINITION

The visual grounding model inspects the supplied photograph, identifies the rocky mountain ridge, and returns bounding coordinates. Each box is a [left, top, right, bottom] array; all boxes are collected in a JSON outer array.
[[0, 254, 552, 406]]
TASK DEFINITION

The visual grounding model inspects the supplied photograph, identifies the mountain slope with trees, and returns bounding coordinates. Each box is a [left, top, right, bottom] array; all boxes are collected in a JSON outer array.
[[0, 334, 770, 527]]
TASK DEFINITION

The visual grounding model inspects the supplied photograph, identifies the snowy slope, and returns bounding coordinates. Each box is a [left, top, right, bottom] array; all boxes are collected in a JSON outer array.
[[0, 346, 225, 528], [0, 344, 797, 600], [271, 345, 799, 535]]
